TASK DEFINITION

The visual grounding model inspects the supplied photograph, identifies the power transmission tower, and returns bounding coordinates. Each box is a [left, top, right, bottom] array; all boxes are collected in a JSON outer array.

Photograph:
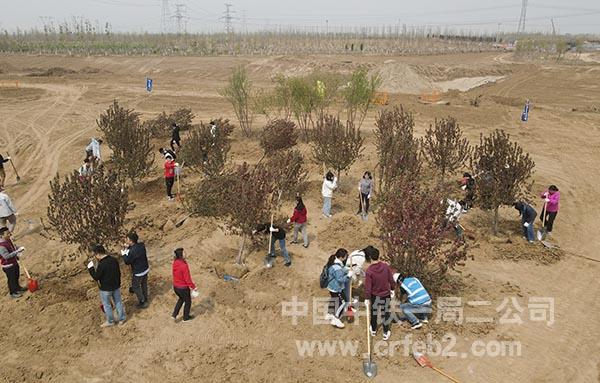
[[172, 3, 187, 34], [161, 0, 171, 33], [550, 18, 556, 35], [221, 3, 235, 35], [517, 0, 528, 34]]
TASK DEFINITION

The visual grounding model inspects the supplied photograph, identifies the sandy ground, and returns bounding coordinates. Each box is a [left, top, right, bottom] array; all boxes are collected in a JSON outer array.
[[0, 52, 599, 383]]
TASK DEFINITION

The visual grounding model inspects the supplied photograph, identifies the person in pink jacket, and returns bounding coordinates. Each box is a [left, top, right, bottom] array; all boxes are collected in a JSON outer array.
[[539, 185, 560, 235]]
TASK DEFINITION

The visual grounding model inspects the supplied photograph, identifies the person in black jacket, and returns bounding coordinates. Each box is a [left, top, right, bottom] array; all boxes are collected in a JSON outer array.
[[87, 244, 126, 327], [170, 123, 181, 151], [513, 201, 537, 243], [122, 232, 150, 308], [0, 154, 10, 188], [253, 223, 291, 267]]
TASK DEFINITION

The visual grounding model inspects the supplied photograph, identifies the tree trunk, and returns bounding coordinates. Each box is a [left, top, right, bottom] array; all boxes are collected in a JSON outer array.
[[493, 207, 499, 235], [336, 168, 341, 181], [236, 234, 246, 265]]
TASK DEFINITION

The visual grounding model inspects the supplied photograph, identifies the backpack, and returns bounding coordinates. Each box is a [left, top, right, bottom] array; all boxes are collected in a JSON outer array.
[[319, 263, 341, 288], [319, 264, 330, 288]]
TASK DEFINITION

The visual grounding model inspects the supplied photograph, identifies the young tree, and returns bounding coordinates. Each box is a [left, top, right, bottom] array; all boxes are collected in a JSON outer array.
[[144, 108, 195, 138], [421, 117, 472, 183], [342, 68, 381, 129], [96, 100, 155, 184], [259, 119, 298, 156], [179, 118, 235, 176], [289, 76, 319, 141], [472, 129, 535, 234], [378, 181, 467, 294], [374, 106, 421, 190], [263, 149, 308, 199], [220, 66, 253, 137], [46, 167, 129, 251], [311, 115, 364, 180]]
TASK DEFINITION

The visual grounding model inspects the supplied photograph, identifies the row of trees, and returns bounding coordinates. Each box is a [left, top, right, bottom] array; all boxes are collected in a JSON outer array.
[[374, 106, 534, 292], [221, 67, 381, 138]]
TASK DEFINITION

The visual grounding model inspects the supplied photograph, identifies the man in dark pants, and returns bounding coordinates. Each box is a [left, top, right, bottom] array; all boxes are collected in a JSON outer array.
[[88, 244, 126, 327], [0, 227, 26, 298], [253, 223, 291, 267], [122, 232, 150, 308], [364, 248, 395, 340], [170, 123, 181, 151]]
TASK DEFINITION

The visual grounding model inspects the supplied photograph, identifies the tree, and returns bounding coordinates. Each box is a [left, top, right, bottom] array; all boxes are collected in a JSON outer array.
[[311, 115, 364, 179], [259, 119, 298, 156], [472, 129, 535, 234], [421, 117, 472, 183], [46, 166, 129, 251], [289, 76, 319, 141], [374, 106, 421, 190], [342, 68, 381, 129], [220, 66, 253, 137], [378, 181, 467, 294], [96, 100, 154, 184], [144, 108, 195, 138], [179, 118, 235, 176], [263, 149, 308, 199]]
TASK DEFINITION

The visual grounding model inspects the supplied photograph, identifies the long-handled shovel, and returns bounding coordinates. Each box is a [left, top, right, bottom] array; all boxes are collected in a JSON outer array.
[[21, 264, 39, 292], [363, 299, 377, 378], [537, 201, 547, 241], [413, 351, 461, 383], [346, 253, 354, 322], [6, 152, 20, 182], [264, 190, 283, 268]]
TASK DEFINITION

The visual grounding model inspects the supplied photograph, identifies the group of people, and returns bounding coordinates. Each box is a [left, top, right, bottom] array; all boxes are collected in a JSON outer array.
[[513, 185, 560, 242], [321, 170, 374, 219], [323, 245, 432, 339], [85, 232, 198, 327]]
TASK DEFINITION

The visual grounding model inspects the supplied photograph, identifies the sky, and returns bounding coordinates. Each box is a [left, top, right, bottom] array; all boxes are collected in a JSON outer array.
[[0, 0, 599, 35]]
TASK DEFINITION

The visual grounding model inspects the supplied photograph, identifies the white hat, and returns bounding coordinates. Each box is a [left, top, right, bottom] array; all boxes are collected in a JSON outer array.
[[393, 273, 401, 283]]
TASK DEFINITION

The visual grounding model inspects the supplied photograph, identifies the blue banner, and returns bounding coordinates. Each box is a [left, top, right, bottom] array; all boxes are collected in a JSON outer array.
[[146, 78, 153, 93], [521, 100, 530, 122]]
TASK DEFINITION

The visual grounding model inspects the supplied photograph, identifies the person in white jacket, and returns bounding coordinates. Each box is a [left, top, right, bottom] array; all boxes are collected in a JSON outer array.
[[321, 171, 337, 218], [0, 186, 17, 232], [85, 138, 103, 164]]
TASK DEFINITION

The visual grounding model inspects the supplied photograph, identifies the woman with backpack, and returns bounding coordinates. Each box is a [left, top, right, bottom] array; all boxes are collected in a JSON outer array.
[[321, 248, 353, 329], [287, 195, 309, 248]]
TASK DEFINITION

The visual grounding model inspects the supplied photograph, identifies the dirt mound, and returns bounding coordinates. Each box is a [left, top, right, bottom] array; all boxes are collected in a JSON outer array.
[[317, 212, 379, 252], [413, 64, 512, 81], [27, 66, 77, 77], [374, 60, 435, 94]]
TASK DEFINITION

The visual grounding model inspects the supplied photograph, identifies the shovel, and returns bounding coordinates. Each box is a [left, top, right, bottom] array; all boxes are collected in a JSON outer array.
[[363, 299, 377, 378], [6, 152, 20, 182], [346, 253, 354, 322], [21, 264, 39, 292], [413, 351, 461, 383], [537, 201, 547, 241]]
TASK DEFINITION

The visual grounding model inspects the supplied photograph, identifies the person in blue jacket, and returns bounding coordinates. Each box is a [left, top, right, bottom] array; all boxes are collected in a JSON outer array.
[[394, 273, 432, 330], [325, 248, 353, 329], [513, 201, 537, 243]]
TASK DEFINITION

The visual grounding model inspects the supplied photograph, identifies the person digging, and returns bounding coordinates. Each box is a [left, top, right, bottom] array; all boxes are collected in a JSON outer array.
[[393, 273, 432, 330], [0, 227, 27, 299], [513, 201, 537, 243], [253, 223, 291, 267]]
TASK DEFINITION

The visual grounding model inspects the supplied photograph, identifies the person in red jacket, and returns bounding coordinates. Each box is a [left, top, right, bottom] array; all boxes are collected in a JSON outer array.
[[164, 154, 177, 201], [171, 248, 197, 322], [364, 248, 395, 341], [287, 195, 309, 248], [0, 227, 26, 298]]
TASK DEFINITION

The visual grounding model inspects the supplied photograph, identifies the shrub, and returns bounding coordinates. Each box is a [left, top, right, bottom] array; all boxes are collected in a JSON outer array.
[[46, 166, 129, 251], [144, 108, 195, 137], [342, 68, 381, 129]]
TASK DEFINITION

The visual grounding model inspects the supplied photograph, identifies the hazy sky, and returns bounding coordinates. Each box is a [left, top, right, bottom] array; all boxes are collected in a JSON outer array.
[[1, 0, 599, 34]]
